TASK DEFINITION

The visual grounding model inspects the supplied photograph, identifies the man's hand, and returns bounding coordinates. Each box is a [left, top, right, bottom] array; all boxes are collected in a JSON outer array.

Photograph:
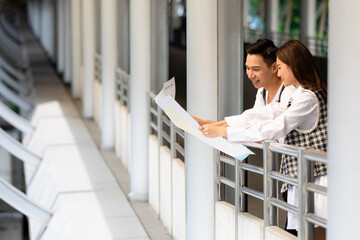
[[192, 116, 216, 126], [199, 124, 227, 138]]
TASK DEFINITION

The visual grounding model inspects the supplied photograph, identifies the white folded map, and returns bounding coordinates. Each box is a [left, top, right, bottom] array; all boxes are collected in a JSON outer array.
[[155, 78, 254, 160]]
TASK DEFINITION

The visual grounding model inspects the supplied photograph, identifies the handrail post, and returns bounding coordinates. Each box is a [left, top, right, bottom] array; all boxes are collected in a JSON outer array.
[[121, 72, 126, 106], [264, 141, 277, 237], [269, 150, 277, 226], [157, 102, 163, 215], [263, 141, 271, 234], [170, 121, 175, 236], [235, 155, 239, 240], [297, 148, 309, 240], [304, 150, 315, 240], [240, 158, 247, 212]]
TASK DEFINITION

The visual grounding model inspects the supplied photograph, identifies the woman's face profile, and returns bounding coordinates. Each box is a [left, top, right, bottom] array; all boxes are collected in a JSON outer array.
[[276, 58, 299, 88]]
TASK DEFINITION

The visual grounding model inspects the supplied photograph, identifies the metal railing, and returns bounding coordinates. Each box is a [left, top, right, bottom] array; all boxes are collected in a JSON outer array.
[[216, 141, 327, 240], [244, 28, 328, 58], [0, 176, 52, 238], [94, 53, 102, 83], [115, 67, 130, 110], [147, 91, 327, 239], [148, 92, 185, 161]]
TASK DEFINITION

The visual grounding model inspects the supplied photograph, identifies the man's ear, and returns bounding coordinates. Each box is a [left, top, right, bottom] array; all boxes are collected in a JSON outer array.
[[272, 62, 278, 73]]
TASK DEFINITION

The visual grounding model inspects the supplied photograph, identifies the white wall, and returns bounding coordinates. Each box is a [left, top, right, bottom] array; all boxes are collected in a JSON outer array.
[[327, 0, 360, 239]]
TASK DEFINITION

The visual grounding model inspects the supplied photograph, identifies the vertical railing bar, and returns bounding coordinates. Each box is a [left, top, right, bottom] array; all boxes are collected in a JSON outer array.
[[119, 70, 123, 104], [240, 159, 246, 212], [298, 148, 306, 240], [170, 121, 175, 236], [274, 152, 279, 226], [156, 97, 163, 217], [306, 151, 315, 240], [270, 151, 277, 225], [216, 153, 221, 201], [263, 141, 270, 237], [213, 149, 220, 239], [235, 157, 239, 240]]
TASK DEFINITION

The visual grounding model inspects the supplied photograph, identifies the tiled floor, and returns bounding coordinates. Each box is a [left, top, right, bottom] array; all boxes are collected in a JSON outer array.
[[75, 100, 172, 240]]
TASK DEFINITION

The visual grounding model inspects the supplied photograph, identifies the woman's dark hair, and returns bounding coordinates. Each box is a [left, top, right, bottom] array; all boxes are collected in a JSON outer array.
[[246, 38, 278, 67], [276, 40, 327, 97]]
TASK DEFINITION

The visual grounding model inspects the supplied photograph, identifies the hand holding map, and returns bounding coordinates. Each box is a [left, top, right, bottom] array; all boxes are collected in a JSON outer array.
[[155, 78, 254, 160]]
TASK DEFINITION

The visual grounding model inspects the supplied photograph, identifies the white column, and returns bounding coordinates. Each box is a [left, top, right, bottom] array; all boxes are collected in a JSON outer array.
[[328, 1, 360, 239], [118, 0, 130, 72], [129, 0, 151, 201], [100, 0, 117, 148], [82, 0, 95, 118], [266, 0, 279, 42], [57, 0, 65, 73], [63, 0, 72, 83], [186, 1, 217, 239], [151, 0, 168, 93], [243, 0, 249, 42], [300, 0, 316, 53], [71, 0, 81, 97], [40, 0, 46, 47], [270, 0, 279, 44], [307, 0, 316, 46], [35, 0, 41, 37], [48, 0, 55, 60]]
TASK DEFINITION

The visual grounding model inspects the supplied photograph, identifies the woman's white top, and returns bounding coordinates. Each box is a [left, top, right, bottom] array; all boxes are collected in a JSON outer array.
[[225, 86, 318, 142]]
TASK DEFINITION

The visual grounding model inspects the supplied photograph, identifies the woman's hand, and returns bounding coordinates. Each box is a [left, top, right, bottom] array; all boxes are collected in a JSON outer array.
[[199, 124, 227, 138]]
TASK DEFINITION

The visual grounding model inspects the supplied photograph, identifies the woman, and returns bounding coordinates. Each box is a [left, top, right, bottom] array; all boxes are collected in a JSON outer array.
[[201, 40, 327, 238]]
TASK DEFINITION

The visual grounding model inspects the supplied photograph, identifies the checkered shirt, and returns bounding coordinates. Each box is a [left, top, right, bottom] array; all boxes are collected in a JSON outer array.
[[280, 90, 327, 192]]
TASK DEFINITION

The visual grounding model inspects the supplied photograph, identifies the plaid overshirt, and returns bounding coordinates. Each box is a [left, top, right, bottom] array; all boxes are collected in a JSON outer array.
[[280, 90, 327, 192]]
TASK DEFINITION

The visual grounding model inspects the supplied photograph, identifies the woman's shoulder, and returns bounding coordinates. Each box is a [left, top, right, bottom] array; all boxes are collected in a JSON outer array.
[[291, 87, 318, 107]]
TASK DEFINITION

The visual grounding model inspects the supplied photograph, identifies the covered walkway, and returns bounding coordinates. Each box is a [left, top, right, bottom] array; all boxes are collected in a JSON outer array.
[[0, 11, 170, 239]]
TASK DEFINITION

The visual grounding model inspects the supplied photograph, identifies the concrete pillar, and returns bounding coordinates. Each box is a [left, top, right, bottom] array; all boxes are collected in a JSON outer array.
[[117, 0, 130, 72], [82, 0, 95, 118], [34, 0, 41, 37], [243, 0, 249, 42], [219, 0, 243, 118], [27, 1, 33, 30], [48, 0, 55, 60], [186, 1, 217, 239], [57, 0, 65, 73], [266, 0, 279, 44], [40, 0, 46, 47], [151, 0, 168, 93], [100, 0, 117, 149], [129, 0, 151, 201], [328, 1, 360, 239], [71, 0, 81, 97], [63, 0, 72, 83], [300, 0, 316, 52]]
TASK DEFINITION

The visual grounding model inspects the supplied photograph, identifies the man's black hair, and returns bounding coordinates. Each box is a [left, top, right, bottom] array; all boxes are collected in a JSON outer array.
[[246, 38, 278, 67]]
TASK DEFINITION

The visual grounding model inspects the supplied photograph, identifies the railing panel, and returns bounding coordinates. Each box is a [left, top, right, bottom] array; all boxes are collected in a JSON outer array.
[[148, 134, 159, 214], [215, 139, 327, 240], [0, 176, 52, 225], [0, 101, 34, 134], [172, 158, 186, 240]]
